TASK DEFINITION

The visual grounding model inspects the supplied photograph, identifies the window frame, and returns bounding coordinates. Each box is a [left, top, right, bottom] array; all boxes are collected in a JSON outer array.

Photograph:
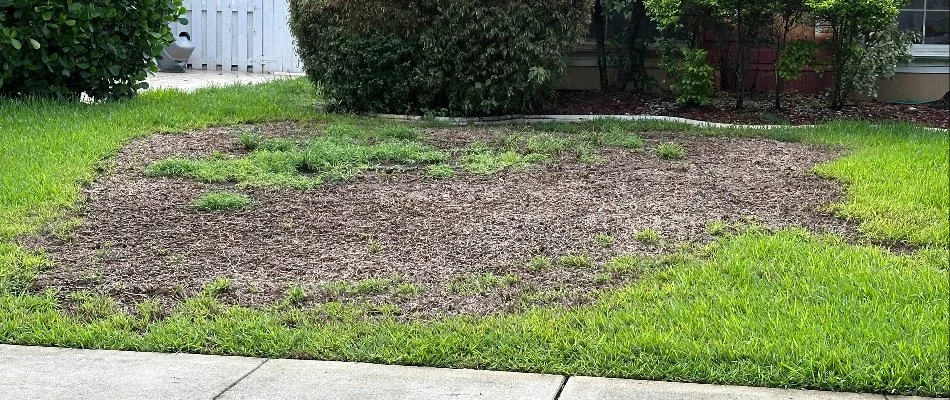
[[900, 0, 950, 58]]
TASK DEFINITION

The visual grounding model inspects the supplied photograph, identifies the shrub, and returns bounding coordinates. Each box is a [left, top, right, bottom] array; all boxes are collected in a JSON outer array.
[[658, 41, 715, 107], [805, 0, 912, 109], [0, 0, 186, 99], [289, 0, 592, 116]]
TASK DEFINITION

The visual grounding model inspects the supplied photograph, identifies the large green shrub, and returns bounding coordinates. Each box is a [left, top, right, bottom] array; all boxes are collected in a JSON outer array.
[[805, 0, 912, 109], [0, 0, 185, 99], [289, 0, 591, 116]]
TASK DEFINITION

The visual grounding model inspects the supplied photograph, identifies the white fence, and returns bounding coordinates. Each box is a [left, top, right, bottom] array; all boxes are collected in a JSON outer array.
[[170, 0, 302, 73]]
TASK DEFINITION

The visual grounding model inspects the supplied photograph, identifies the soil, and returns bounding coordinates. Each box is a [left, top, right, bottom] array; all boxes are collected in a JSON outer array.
[[29, 123, 859, 318], [549, 91, 950, 129]]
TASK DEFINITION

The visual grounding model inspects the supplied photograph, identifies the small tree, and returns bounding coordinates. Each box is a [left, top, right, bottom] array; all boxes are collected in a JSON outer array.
[[805, 0, 913, 109], [592, 0, 653, 92], [645, 0, 777, 109], [771, 0, 812, 109]]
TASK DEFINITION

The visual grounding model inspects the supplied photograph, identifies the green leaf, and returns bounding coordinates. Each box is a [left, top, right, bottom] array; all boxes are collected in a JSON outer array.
[[65, 20, 76, 26], [29, 39, 41, 49], [9, 38, 21, 50]]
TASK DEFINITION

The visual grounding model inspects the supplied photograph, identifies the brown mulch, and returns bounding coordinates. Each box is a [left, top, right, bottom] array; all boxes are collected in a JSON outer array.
[[29, 123, 858, 318], [549, 91, 950, 129]]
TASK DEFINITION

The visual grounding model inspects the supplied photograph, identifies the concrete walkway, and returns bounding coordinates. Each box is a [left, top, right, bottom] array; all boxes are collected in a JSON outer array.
[[145, 70, 302, 93], [0, 345, 943, 400]]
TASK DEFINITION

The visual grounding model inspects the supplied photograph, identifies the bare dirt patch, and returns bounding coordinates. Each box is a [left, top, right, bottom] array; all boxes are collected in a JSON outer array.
[[30, 123, 857, 318]]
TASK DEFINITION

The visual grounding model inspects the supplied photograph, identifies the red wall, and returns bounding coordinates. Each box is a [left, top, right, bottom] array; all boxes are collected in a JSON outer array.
[[701, 35, 834, 94]]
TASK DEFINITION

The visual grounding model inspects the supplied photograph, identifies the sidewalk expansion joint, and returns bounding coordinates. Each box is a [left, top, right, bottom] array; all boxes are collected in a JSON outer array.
[[552, 375, 570, 400], [212, 358, 269, 399]]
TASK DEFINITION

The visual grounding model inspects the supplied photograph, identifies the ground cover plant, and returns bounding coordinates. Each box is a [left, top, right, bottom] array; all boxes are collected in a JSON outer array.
[[0, 81, 947, 396]]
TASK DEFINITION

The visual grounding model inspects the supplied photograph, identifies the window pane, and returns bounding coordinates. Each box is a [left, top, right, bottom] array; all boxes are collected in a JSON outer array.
[[924, 11, 950, 43], [927, 0, 950, 10], [904, 0, 925, 9], [899, 10, 926, 43]]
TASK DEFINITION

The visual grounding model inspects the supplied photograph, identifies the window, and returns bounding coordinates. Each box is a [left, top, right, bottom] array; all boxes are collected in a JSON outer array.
[[898, 0, 950, 46]]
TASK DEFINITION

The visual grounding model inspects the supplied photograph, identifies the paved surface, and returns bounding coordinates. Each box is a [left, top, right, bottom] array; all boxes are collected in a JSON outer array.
[[145, 69, 301, 92], [0, 345, 945, 400]]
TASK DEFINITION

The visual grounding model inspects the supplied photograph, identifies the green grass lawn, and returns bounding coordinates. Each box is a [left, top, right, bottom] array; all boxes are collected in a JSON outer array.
[[0, 80, 946, 396]]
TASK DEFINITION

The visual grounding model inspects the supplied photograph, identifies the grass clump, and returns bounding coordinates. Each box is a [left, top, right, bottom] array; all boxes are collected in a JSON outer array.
[[458, 141, 549, 175], [426, 164, 455, 178], [527, 256, 553, 271], [191, 192, 251, 212], [559, 254, 593, 268], [635, 229, 662, 244], [604, 255, 654, 274], [258, 138, 298, 152], [202, 278, 232, 297], [323, 275, 406, 297], [281, 285, 309, 306], [595, 234, 616, 247], [449, 273, 521, 295], [238, 130, 263, 150], [656, 143, 685, 160]]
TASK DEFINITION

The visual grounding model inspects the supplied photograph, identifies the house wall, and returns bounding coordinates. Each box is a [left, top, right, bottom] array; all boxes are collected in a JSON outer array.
[[560, 42, 950, 104]]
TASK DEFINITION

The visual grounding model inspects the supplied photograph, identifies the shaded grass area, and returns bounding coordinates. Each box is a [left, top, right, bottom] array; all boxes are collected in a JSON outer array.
[[1, 230, 946, 395], [0, 84, 947, 395]]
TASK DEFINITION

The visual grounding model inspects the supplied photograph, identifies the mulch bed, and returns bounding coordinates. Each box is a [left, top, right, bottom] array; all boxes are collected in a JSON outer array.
[[549, 91, 950, 129], [29, 123, 858, 318]]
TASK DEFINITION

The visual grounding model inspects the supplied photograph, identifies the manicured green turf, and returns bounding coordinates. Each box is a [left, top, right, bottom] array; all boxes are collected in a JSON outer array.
[[0, 85, 946, 396]]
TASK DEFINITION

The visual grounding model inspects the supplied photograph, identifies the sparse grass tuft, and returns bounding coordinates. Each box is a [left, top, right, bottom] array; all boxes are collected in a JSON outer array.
[[459, 142, 549, 175], [366, 239, 383, 254], [706, 220, 730, 236], [149, 133, 445, 188], [656, 143, 685, 160], [258, 137, 298, 152], [595, 234, 616, 247], [238, 130, 263, 150], [282, 285, 309, 306], [426, 164, 455, 178], [50, 218, 83, 241], [527, 256, 553, 271], [449, 273, 520, 295], [191, 192, 252, 212], [202, 278, 232, 297], [594, 273, 613, 285], [604, 255, 653, 274], [635, 229, 662, 244], [559, 254, 593, 268]]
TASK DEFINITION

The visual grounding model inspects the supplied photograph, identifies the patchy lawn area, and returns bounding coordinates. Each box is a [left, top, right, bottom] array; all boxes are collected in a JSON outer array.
[[0, 80, 947, 396]]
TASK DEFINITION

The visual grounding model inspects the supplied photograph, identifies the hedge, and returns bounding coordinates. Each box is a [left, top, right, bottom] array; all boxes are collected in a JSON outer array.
[[289, 0, 592, 116]]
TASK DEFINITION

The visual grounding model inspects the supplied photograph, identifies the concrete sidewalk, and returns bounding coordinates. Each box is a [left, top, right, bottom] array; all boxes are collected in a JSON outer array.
[[0, 345, 943, 400], [145, 70, 302, 93]]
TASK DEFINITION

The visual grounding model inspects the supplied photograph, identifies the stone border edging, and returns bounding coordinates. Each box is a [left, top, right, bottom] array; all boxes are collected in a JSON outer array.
[[369, 113, 817, 130]]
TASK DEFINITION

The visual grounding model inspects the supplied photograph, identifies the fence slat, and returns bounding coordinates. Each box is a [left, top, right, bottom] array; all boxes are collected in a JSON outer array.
[[237, 0, 248, 72], [174, 0, 300, 73], [253, 0, 264, 72]]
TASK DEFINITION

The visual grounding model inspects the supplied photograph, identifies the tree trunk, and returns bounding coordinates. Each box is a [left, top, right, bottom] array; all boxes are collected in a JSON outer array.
[[616, 0, 647, 91], [593, 0, 609, 91], [734, 1, 747, 110]]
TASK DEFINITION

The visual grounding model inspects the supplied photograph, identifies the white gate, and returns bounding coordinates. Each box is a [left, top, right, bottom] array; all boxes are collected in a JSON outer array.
[[170, 0, 302, 73]]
